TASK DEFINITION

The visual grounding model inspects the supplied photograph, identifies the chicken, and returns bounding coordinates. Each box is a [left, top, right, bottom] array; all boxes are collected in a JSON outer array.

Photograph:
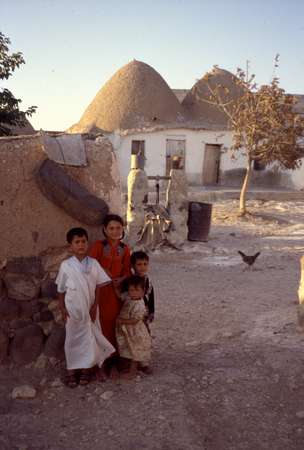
[[238, 251, 261, 269]]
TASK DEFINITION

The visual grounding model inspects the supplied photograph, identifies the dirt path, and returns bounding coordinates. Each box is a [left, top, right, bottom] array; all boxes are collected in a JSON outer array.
[[1, 200, 304, 450]]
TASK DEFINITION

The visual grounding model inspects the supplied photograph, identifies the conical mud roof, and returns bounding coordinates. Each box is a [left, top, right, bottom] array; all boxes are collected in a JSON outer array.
[[69, 60, 184, 133], [182, 67, 244, 128]]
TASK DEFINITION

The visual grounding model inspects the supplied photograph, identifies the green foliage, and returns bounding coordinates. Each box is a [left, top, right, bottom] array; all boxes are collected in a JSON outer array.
[[0, 31, 36, 136]]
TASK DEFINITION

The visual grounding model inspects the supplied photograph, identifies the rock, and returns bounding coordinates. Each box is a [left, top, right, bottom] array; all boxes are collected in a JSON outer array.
[[38, 321, 54, 336], [10, 324, 44, 365], [0, 328, 9, 363], [33, 310, 54, 322], [47, 300, 62, 324], [0, 297, 20, 320], [48, 356, 60, 366], [185, 340, 199, 347], [37, 159, 109, 226], [38, 297, 52, 308], [40, 278, 57, 299], [17, 445, 29, 450], [44, 326, 65, 359], [47, 299, 59, 311], [50, 377, 64, 388], [33, 353, 48, 369], [0, 277, 6, 300], [296, 411, 304, 419], [6, 257, 43, 278], [100, 390, 114, 400], [40, 246, 70, 276], [11, 385, 36, 399], [40, 377, 47, 386], [9, 318, 32, 330], [222, 331, 233, 338], [4, 272, 40, 301], [19, 299, 40, 318]]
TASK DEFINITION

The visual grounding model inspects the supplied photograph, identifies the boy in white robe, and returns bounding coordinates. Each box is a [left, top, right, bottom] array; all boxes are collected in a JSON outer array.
[[56, 227, 115, 387]]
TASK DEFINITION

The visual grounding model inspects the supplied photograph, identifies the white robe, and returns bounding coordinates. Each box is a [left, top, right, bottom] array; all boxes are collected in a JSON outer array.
[[56, 256, 115, 370]]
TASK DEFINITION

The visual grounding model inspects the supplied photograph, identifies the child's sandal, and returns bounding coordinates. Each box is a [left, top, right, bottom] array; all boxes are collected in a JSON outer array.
[[79, 370, 91, 386], [66, 371, 78, 388]]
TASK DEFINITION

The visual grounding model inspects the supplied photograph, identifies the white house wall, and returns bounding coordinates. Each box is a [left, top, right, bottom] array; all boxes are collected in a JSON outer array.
[[113, 128, 239, 188], [110, 129, 304, 191]]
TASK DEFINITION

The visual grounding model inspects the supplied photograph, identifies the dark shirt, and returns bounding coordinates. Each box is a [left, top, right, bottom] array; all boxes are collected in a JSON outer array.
[[143, 276, 155, 316]]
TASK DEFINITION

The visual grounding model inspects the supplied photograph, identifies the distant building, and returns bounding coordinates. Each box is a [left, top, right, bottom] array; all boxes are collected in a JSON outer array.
[[68, 60, 304, 190]]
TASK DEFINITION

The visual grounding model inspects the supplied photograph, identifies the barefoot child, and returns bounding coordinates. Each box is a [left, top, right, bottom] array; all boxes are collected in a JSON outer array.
[[116, 275, 152, 379], [56, 227, 115, 387], [130, 251, 155, 328]]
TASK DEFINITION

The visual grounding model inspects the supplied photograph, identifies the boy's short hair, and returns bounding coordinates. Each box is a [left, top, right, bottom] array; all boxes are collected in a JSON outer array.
[[130, 250, 149, 267], [66, 227, 88, 244], [125, 275, 145, 291]]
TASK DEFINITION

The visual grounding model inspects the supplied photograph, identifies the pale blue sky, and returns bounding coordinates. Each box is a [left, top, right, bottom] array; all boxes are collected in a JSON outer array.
[[2, 0, 304, 130]]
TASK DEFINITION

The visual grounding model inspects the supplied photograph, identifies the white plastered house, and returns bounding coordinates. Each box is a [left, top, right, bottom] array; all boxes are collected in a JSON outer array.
[[68, 60, 304, 191]]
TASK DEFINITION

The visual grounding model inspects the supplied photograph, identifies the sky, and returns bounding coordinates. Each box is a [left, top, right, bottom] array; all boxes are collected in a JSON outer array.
[[2, 0, 304, 131]]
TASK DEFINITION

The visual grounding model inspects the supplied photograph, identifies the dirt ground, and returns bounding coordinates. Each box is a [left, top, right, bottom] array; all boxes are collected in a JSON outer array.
[[1, 199, 304, 450]]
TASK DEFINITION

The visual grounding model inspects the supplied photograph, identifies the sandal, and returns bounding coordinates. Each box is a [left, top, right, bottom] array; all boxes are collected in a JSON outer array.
[[79, 369, 91, 386], [66, 371, 78, 388]]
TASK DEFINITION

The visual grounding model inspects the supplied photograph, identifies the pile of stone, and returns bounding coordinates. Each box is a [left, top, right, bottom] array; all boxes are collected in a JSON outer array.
[[0, 249, 69, 366]]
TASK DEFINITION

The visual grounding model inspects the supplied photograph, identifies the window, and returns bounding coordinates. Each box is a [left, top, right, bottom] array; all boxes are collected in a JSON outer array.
[[166, 139, 185, 175], [131, 140, 145, 156], [131, 140, 145, 169], [253, 160, 266, 171]]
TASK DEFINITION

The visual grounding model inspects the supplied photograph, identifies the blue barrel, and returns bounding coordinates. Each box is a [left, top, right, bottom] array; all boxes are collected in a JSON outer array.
[[187, 202, 212, 242]]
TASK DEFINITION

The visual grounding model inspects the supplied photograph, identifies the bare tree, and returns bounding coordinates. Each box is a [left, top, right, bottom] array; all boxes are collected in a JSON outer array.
[[206, 57, 304, 215]]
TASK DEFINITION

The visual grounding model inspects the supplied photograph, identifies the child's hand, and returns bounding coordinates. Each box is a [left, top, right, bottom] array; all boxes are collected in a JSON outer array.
[[61, 307, 70, 322], [90, 304, 98, 322], [112, 277, 123, 287], [147, 313, 154, 323]]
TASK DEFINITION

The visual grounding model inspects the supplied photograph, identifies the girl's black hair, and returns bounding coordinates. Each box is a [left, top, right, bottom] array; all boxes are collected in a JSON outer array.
[[66, 227, 88, 244], [125, 275, 145, 291], [102, 214, 125, 240], [103, 214, 124, 227]]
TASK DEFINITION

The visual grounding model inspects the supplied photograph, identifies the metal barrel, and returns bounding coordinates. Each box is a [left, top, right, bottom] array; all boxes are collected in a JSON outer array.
[[187, 202, 212, 242]]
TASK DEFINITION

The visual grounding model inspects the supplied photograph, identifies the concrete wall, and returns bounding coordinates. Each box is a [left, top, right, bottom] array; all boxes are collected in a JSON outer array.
[[0, 134, 122, 258], [111, 129, 304, 191]]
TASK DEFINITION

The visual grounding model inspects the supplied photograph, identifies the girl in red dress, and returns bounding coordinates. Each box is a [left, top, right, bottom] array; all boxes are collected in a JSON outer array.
[[88, 214, 131, 375]]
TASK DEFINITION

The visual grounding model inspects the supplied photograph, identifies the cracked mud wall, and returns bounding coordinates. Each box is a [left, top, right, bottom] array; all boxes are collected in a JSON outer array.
[[0, 135, 122, 258]]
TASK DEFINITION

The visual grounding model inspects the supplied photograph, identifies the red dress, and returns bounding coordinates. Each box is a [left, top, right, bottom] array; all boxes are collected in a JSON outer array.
[[88, 239, 131, 350]]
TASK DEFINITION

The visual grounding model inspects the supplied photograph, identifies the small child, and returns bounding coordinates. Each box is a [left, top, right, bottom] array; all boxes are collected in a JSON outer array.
[[130, 251, 155, 327], [56, 227, 115, 387], [116, 275, 152, 379]]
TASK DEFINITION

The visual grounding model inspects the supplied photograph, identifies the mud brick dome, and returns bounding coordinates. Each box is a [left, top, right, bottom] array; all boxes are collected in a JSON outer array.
[[69, 60, 184, 133], [182, 67, 244, 128]]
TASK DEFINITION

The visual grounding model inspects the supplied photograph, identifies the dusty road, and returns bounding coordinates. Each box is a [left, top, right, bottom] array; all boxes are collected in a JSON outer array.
[[1, 199, 304, 450]]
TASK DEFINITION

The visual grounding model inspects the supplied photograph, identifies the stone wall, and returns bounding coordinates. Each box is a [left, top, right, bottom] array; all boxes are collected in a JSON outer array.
[[0, 133, 122, 366], [0, 134, 122, 259]]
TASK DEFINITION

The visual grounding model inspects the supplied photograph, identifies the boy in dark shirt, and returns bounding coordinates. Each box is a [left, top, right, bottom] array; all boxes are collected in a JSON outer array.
[[130, 251, 155, 329]]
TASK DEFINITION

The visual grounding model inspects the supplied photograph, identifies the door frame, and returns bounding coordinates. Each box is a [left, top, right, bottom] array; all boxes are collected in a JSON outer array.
[[202, 143, 221, 185]]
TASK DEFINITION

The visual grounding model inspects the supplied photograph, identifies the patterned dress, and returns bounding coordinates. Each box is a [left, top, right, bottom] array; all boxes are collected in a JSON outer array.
[[116, 296, 151, 364]]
